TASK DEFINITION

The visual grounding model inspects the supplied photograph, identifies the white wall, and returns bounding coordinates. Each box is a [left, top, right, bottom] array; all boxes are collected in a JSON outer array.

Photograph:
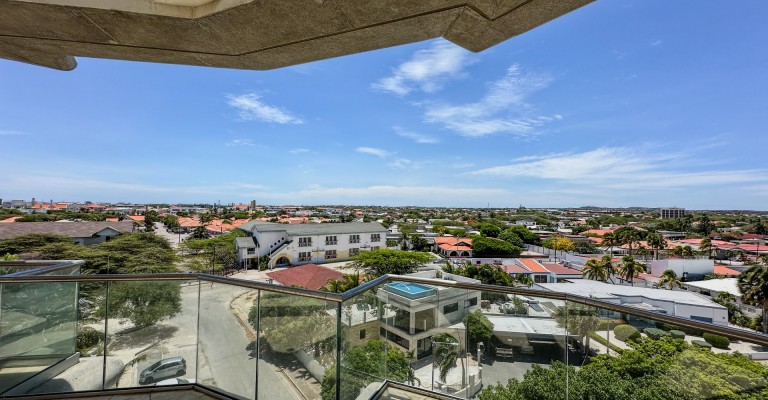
[[650, 259, 713, 278]]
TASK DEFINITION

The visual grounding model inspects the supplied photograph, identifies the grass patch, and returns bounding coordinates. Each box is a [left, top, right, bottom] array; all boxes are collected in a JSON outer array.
[[590, 332, 624, 354]]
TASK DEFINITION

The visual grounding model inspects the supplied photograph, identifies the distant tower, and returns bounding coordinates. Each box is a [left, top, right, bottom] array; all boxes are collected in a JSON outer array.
[[31, 197, 36, 205], [250, 200, 257, 209]]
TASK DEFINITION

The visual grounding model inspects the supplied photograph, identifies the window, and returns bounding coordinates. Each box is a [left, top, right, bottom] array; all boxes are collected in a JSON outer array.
[[690, 316, 713, 323], [298, 237, 312, 247], [371, 246, 380, 251], [349, 248, 359, 256], [325, 235, 337, 245], [359, 329, 366, 339], [298, 252, 311, 262], [247, 248, 255, 255], [349, 234, 360, 244], [465, 297, 478, 308], [371, 233, 381, 242], [443, 302, 459, 314], [534, 275, 548, 283], [325, 250, 337, 259]]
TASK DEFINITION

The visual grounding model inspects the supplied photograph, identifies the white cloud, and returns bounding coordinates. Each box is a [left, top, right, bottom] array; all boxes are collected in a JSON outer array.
[[470, 146, 768, 190], [651, 40, 663, 46], [226, 93, 303, 124], [356, 147, 392, 158], [423, 65, 556, 137], [372, 40, 476, 95], [0, 130, 25, 136], [394, 126, 438, 144], [289, 148, 310, 154], [225, 139, 255, 147]]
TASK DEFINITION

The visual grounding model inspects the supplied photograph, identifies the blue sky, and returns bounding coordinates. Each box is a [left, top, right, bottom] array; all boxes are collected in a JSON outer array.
[[1, 1, 767, 209]]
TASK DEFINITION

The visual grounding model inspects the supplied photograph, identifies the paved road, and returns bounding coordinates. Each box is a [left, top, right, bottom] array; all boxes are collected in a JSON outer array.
[[152, 222, 189, 249], [194, 283, 302, 400]]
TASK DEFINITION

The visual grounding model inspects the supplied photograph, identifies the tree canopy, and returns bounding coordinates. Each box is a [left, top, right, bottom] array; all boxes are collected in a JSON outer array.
[[471, 237, 523, 258], [345, 249, 432, 276], [479, 337, 768, 400]]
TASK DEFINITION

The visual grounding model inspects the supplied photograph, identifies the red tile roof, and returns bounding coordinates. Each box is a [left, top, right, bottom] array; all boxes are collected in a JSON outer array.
[[438, 243, 472, 252], [502, 264, 530, 274], [541, 263, 582, 275], [713, 265, 740, 276], [518, 259, 548, 273], [434, 237, 473, 246], [583, 229, 614, 237], [266, 263, 344, 290]]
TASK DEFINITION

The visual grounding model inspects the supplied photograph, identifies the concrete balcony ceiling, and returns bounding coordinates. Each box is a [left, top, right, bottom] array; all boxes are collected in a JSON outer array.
[[0, 0, 592, 71]]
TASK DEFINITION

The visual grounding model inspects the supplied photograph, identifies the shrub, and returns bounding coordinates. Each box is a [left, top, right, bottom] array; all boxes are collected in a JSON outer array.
[[598, 319, 626, 331], [614, 325, 641, 342], [669, 330, 686, 339], [643, 328, 671, 340], [703, 332, 730, 349], [692, 339, 713, 349], [655, 321, 703, 336], [77, 326, 102, 352]]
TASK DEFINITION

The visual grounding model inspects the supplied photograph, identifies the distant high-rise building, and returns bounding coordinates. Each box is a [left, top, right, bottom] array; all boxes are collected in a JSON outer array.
[[660, 207, 686, 219], [250, 200, 257, 209]]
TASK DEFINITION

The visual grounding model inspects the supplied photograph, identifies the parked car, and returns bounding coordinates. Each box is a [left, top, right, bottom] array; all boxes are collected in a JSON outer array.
[[155, 377, 196, 386], [139, 357, 186, 384]]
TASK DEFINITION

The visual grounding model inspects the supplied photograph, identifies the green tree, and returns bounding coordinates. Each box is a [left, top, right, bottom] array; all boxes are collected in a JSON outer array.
[[321, 339, 417, 400], [464, 309, 494, 350], [646, 232, 667, 260], [432, 333, 465, 386], [658, 269, 682, 290], [738, 265, 768, 333], [100, 281, 182, 328], [602, 232, 617, 256], [553, 305, 599, 354], [345, 249, 432, 277], [0, 233, 72, 255], [320, 274, 362, 293], [471, 237, 523, 258], [699, 238, 714, 259], [480, 223, 502, 238], [618, 255, 644, 286], [408, 233, 431, 251], [615, 227, 641, 255], [582, 255, 612, 282], [507, 225, 541, 245], [498, 230, 525, 247]]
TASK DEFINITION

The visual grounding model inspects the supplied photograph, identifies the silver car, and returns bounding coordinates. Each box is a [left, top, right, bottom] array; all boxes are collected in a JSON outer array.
[[139, 357, 186, 384]]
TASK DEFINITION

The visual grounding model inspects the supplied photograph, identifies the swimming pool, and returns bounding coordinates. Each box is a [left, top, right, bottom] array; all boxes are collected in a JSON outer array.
[[383, 282, 437, 300]]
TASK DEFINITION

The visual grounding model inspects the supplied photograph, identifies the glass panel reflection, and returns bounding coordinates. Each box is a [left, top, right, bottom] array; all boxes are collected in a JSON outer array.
[[258, 290, 337, 400], [0, 279, 79, 395], [197, 280, 256, 400], [105, 280, 197, 389]]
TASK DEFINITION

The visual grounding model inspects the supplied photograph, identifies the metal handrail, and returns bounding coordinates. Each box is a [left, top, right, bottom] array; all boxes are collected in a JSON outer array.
[[2, 270, 768, 346], [370, 381, 463, 400]]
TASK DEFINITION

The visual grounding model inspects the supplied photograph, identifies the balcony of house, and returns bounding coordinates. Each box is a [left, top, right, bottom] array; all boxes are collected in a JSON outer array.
[[3, 260, 768, 400]]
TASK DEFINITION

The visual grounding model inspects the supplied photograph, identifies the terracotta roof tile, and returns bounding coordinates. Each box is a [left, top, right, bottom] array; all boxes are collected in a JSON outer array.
[[266, 263, 344, 290]]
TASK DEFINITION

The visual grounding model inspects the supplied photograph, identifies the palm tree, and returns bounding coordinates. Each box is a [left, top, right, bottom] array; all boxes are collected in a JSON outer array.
[[515, 274, 533, 288], [554, 305, 600, 354], [737, 265, 768, 333], [637, 245, 649, 262], [700, 238, 714, 259], [617, 228, 640, 256], [618, 255, 644, 286], [681, 245, 694, 259], [658, 269, 683, 290], [582, 258, 608, 282], [646, 232, 667, 260], [602, 232, 617, 256], [432, 333, 465, 387]]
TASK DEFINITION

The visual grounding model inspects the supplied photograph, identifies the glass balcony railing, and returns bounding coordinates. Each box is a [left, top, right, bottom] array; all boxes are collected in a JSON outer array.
[[3, 264, 768, 400]]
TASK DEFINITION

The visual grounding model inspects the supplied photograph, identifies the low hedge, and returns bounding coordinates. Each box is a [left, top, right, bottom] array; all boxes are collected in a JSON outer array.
[[598, 319, 626, 331], [692, 340, 713, 349], [703, 332, 730, 349], [655, 321, 704, 337], [669, 330, 686, 339], [614, 325, 641, 342], [643, 328, 671, 340], [590, 332, 624, 354]]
